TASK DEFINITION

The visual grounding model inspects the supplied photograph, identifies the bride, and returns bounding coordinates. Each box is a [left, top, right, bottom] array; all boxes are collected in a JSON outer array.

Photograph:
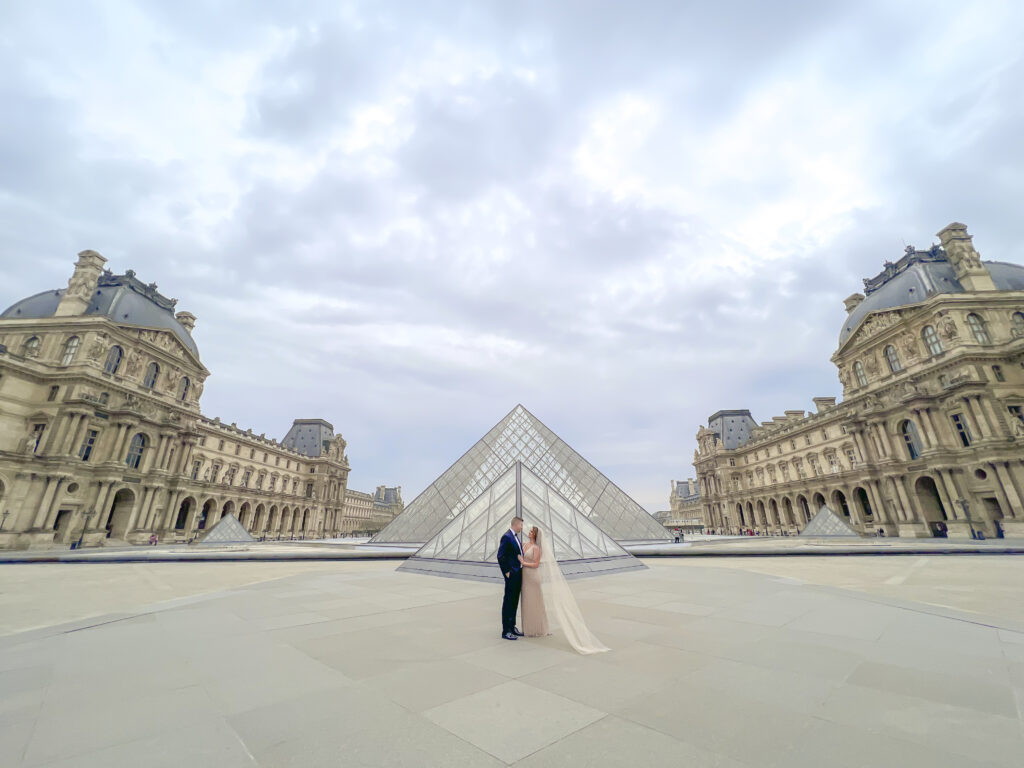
[[519, 525, 608, 654]]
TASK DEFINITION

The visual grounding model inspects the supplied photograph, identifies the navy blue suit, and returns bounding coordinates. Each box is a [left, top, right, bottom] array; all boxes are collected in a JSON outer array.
[[497, 529, 523, 634]]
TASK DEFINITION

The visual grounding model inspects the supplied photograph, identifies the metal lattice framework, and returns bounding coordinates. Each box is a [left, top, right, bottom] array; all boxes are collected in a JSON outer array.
[[194, 514, 255, 545], [799, 506, 861, 537], [373, 404, 670, 545], [399, 462, 645, 582]]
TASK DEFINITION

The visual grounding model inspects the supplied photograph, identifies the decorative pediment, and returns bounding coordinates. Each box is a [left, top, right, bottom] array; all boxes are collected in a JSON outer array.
[[133, 329, 196, 363], [846, 310, 902, 349]]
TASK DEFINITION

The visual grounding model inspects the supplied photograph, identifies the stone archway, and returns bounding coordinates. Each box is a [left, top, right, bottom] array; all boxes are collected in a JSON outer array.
[[782, 497, 795, 528], [238, 501, 251, 529], [300, 508, 310, 536], [281, 507, 293, 538], [853, 487, 874, 526], [736, 503, 745, 528], [914, 476, 948, 535], [813, 492, 827, 512], [220, 500, 235, 525], [756, 500, 767, 530], [797, 495, 811, 524], [174, 497, 196, 530], [253, 504, 266, 534], [831, 490, 852, 520], [197, 499, 216, 530], [768, 498, 781, 530], [268, 506, 280, 537], [105, 488, 136, 539]]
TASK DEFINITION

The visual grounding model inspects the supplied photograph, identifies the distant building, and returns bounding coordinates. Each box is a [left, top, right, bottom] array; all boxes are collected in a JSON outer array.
[[693, 223, 1024, 539], [657, 478, 703, 532], [341, 485, 404, 536]]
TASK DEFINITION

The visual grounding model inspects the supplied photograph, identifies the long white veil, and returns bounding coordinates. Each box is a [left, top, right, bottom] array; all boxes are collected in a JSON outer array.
[[536, 527, 609, 655]]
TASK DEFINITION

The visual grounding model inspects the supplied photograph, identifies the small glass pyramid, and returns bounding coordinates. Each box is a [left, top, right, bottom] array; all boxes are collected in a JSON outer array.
[[194, 513, 256, 545], [374, 404, 670, 545], [799, 506, 861, 537], [398, 462, 646, 582]]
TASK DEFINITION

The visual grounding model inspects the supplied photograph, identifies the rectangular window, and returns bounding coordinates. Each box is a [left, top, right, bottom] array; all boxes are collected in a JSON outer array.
[[805, 435, 812, 446], [951, 413, 973, 447], [263, 453, 268, 463], [827, 454, 838, 473], [845, 449, 857, 467], [191, 460, 201, 480], [242, 470, 252, 487], [47, 385, 60, 402], [218, 440, 224, 451], [235, 445, 240, 455], [78, 429, 99, 461], [250, 448, 255, 459], [992, 365, 1005, 382], [256, 473, 264, 490], [821, 429, 828, 440], [728, 458, 735, 467], [198, 436, 206, 446], [305, 482, 314, 498]]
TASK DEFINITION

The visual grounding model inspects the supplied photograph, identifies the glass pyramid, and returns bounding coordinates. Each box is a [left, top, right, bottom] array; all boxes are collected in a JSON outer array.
[[194, 513, 256, 545], [799, 506, 861, 538], [373, 404, 670, 545], [398, 462, 647, 582]]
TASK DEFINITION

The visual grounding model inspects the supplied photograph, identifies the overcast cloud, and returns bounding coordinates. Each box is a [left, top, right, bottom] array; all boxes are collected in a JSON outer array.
[[2, 1, 1023, 511]]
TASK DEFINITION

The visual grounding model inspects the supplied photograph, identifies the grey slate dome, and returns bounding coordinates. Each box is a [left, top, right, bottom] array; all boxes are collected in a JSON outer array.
[[840, 246, 1024, 347], [1, 269, 199, 357]]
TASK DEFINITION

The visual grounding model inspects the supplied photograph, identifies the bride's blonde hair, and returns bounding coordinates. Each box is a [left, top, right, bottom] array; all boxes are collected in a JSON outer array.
[[529, 526, 540, 543]]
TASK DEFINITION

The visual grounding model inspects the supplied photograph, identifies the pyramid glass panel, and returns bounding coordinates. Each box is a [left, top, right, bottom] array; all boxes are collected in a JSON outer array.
[[374, 404, 670, 545], [799, 506, 861, 537], [194, 514, 255, 545], [398, 463, 645, 582]]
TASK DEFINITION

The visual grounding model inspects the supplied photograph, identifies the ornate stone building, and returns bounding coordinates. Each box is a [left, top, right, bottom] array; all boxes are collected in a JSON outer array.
[[692, 223, 1024, 539], [340, 485, 404, 536], [0, 250, 375, 549], [655, 479, 703, 532]]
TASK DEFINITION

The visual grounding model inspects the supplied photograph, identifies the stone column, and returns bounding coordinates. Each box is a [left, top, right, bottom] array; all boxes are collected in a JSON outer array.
[[31, 477, 61, 529], [90, 482, 115, 531], [965, 397, 992, 440], [993, 463, 1024, 517], [920, 409, 943, 449], [40, 414, 74, 456], [936, 469, 962, 520], [911, 410, 934, 449], [107, 423, 130, 464], [59, 414, 84, 456], [977, 396, 1004, 438]]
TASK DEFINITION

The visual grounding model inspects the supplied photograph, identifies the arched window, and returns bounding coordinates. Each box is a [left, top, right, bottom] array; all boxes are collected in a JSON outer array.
[[966, 313, 990, 344], [125, 433, 147, 469], [921, 325, 943, 356], [900, 420, 923, 460], [143, 362, 160, 389], [104, 345, 123, 374], [884, 344, 901, 373], [853, 361, 867, 387], [178, 376, 190, 401], [1012, 312, 1024, 335], [22, 336, 41, 356], [60, 336, 80, 366]]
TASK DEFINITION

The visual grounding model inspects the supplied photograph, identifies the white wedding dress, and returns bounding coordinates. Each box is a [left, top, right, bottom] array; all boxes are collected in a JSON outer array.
[[535, 527, 609, 655]]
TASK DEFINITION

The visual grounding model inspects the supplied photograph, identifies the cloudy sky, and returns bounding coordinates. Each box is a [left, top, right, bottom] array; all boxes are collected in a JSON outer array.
[[2, 1, 1023, 511]]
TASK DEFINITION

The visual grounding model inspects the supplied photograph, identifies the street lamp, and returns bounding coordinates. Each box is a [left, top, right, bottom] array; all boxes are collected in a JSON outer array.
[[76, 508, 96, 550]]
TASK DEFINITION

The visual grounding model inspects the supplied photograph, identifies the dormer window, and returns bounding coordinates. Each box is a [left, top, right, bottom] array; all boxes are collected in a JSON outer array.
[[922, 325, 943, 356], [61, 336, 80, 366], [143, 362, 160, 389], [104, 345, 123, 374], [853, 361, 867, 387], [22, 336, 41, 357], [884, 344, 901, 373], [966, 313, 990, 344]]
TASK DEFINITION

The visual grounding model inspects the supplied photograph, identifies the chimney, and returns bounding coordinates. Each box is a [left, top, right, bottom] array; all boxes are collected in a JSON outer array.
[[937, 222, 995, 292], [785, 410, 805, 421], [55, 250, 106, 317], [175, 311, 197, 333], [812, 396, 837, 412], [843, 293, 865, 313]]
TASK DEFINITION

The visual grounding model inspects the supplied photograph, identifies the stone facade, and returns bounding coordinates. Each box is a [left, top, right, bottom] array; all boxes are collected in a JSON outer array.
[[340, 485, 404, 536], [655, 479, 704, 532], [0, 250, 395, 549], [692, 223, 1024, 539]]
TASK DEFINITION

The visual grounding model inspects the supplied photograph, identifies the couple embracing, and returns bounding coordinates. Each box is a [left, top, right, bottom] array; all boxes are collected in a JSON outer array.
[[497, 515, 608, 655]]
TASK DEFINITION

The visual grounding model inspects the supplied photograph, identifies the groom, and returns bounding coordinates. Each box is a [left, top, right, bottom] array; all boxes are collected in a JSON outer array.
[[497, 515, 525, 641]]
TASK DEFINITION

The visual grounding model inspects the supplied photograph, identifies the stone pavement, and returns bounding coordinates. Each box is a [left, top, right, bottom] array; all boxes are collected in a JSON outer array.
[[1, 558, 1023, 766]]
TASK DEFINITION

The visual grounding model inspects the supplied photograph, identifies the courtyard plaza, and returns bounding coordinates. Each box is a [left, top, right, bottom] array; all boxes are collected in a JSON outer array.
[[1, 555, 1023, 767]]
